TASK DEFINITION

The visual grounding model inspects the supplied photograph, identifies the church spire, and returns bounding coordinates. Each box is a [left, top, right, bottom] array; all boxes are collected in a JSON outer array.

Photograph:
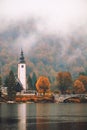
[[19, 49, 25, 63]]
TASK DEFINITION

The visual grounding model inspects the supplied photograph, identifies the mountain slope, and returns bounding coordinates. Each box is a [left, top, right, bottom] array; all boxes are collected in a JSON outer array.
[[0, 19, 87, 79]]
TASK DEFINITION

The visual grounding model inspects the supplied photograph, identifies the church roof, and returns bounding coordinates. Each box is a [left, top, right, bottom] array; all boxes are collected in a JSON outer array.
[[19, 49, 25, 63]]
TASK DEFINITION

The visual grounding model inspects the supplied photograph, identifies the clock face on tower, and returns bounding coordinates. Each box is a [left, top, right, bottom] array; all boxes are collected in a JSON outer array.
[[21, 65, 24, 68]]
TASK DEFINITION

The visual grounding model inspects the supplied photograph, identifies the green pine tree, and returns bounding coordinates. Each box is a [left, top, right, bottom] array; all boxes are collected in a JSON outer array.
[[0, 76, 2, 97], [27, 75, 32, 90], [7, 70, 16, 100], [4, 76, 9, 87], [32, 72, 37, 90]]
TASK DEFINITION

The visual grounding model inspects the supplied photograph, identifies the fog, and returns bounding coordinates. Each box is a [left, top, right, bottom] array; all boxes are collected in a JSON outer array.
[[0, 0, 87, 33], [0, 0, 87, 66]]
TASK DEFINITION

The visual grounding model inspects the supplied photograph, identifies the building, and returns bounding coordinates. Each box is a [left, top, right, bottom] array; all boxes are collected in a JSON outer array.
[[18, 49, 27, 91]]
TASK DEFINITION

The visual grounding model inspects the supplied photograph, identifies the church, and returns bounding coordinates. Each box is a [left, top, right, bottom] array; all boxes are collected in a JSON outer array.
[[18, 49, 27, 91]]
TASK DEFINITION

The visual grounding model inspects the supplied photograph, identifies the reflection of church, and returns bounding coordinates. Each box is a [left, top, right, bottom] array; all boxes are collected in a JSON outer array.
[[18, 49, 27, 91]]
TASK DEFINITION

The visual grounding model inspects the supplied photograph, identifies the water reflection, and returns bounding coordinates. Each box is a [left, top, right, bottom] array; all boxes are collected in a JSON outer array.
[[0, 104, 18, 130], [36, 104, 50, 130], [18, 104, 26, 130], [0, 103, 87, 130]]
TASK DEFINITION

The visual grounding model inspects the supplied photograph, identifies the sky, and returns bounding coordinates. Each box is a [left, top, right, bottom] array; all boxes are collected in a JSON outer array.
[[0, 0, 87, 33]]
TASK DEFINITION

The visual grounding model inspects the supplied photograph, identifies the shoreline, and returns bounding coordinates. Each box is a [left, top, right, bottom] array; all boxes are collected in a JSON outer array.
[[0, 94, 87, 103]]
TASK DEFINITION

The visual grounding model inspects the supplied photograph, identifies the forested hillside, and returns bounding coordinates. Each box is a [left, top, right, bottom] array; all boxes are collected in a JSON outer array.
[[0, 19, 87, 81]]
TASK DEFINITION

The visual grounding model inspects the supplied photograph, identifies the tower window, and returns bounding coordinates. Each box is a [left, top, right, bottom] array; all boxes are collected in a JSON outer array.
[[21, 65, 24, 68]]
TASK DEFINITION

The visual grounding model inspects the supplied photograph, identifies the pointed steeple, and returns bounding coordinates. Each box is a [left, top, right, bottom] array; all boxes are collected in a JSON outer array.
[[19, 49, 25, 63]]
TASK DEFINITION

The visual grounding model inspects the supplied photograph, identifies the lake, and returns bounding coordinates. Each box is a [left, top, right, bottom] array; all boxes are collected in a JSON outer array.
[[0, 103, 87, 130]]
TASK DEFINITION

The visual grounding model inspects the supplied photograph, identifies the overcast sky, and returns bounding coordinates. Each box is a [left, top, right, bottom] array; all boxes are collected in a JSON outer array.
[[0, 0, 87, 33]]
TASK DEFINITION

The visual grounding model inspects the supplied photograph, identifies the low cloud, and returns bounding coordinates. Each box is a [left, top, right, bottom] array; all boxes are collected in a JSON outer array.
[[67, 48, 82, 64], [14, 33, 39, 54], [0, 0, 87, 34]]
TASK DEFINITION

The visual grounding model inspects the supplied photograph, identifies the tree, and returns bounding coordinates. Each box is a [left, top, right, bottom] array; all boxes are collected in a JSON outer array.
[[78, 75, 87, 91], [79, 69, 87, 76], [73, 80, 85, 94], [79, 72, 86, 76], [7, 70, 16, 100], [15, 81, 23, 92], [36, 76, 50, 95], [32, 72, 37, 90], [56, 72, 73, 94], [27, 75, 32, 90], [4, 76, 9, 87], [0, 75, 2, 97]]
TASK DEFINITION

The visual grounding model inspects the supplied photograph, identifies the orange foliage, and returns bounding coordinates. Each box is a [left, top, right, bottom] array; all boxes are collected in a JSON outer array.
[[56, 71, 72, 94], [21, 97, 28, 102], [15, 98, 21, 102], [16, 96, 31, 102], [74, 80, 85, 94], [78, 75, 87, 90], [36, 76, 50, 94]]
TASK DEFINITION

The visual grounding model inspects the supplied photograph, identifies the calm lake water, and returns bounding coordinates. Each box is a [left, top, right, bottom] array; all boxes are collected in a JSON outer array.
[[0, 103, 87, 130]]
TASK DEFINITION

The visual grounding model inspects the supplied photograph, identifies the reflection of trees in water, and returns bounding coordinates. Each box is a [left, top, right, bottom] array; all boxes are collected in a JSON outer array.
[[0, 104, 87, 130], [26, 103, 37, 130], [36, 104, 52, 130], [36, 104, 48, 130]]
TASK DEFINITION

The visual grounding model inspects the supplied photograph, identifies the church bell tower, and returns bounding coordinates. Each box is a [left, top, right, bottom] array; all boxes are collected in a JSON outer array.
[[18, 49, 27, 91]]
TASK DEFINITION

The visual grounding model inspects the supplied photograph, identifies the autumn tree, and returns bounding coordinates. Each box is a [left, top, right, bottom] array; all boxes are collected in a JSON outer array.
[[56, 72, 73, 94], [73, 80, 85, 94], [78, 75, 87, 91], [36, 76, 50, 95]]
